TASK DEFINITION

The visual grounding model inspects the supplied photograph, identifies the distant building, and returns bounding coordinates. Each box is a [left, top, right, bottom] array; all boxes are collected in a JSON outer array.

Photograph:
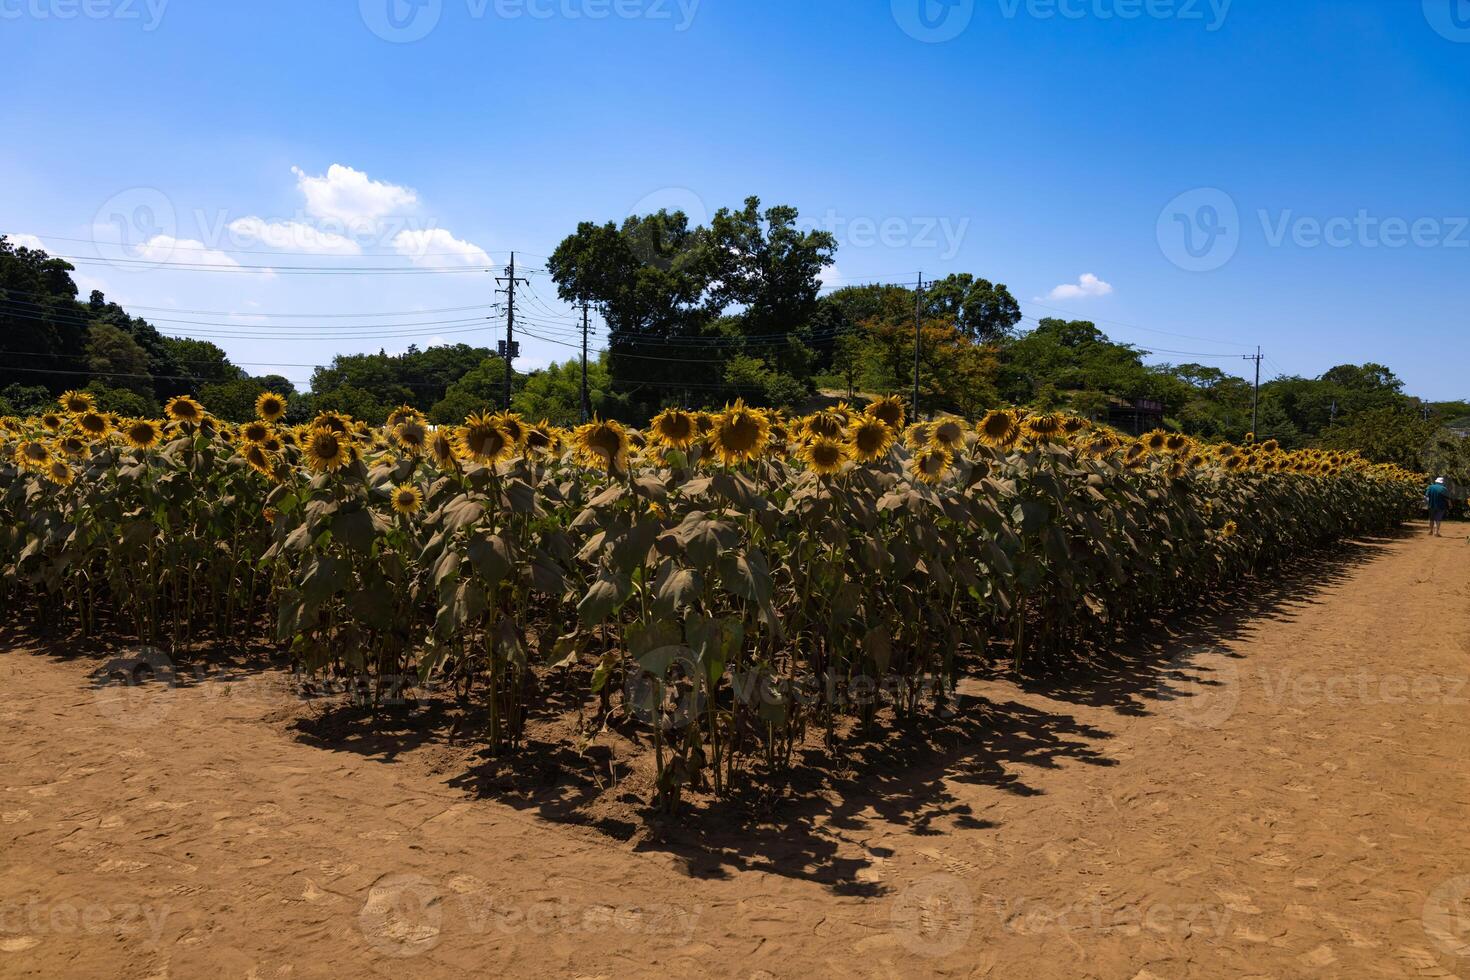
[[1444, 416, 1470, 439], [1107, 397, 1166, 436]]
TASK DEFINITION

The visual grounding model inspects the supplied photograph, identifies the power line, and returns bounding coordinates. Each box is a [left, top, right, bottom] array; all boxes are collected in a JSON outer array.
[[0, 287, 498, 319], [8, 232, 513, 261], [1021, 299, 1256, 350], [48, 254, 493, 275]]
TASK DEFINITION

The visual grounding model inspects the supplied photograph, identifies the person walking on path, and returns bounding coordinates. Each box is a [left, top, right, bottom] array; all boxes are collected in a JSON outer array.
[[1426, 477, 1451, 537]]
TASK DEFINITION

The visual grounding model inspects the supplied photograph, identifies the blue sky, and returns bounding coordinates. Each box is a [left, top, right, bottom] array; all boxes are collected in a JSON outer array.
[[2, 0, 1467, 397]]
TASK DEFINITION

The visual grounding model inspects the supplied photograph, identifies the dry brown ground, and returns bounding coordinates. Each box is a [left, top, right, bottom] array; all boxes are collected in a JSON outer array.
[[2, 525, 1468, 980]]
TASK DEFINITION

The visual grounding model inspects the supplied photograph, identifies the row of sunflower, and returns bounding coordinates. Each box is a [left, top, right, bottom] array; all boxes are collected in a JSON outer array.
[[1, 389, 1422, 809]]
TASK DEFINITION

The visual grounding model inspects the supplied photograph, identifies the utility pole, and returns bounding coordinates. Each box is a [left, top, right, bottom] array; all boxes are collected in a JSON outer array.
[[495, 252, 529, 411], [913, 272, 925, 421], [579, 299, 592, 423], [1242, 346, 1263, 437]]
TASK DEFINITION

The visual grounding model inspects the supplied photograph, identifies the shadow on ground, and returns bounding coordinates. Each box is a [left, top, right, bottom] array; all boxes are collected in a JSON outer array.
[[1, 531, 1407, 893]]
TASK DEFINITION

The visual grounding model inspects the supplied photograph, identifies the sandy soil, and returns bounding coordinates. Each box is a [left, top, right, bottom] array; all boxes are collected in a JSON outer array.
[[2, 525, 1468, 979]]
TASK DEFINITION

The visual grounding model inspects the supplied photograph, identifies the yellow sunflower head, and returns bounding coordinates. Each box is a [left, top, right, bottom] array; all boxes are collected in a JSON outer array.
[[804, 410, 846, 440], [44, 459, 74, 486], [1144, 430, 1169, 453], [385, 404, 422, 428], [76, 411, 112, 439], [970, 411, 1017, 449], [14, 439, 52, 470], [1221, 519, 1239, 538], [392, 418, 429, 455], [1022, 413, 1064, 443], [302, 427, 352, 474], [312, 411, 350, 434], [1260, 439, 1280, 453], [164, 395, 205, 425], [650, 408, 698, 449], [523, 422, 558, 456], [122, 418, 162, 451], [904, 422, 933, 451], [40, 411, 64, 432], [455, 412, 515, 466], [929, 418, 966, 451], [1165, 434, 1189, 453], [59, 390, 96, 415], [864, 395, 906, 431], [492, 412, 528, 448], [1060, 415, 1089, 435], [430, 429, 459, 469], [390, 483, 425, 516], [572, 417, 631, 473], [799, 435, 849, 476], [240, 420, 272, 445], [242, 443, 277, 480], [912, 446, 953, 485], [848, 416, 896, 463], [709, 400, 771, 466], [54, 434, 89, 459], [255, 391, 288, 423]]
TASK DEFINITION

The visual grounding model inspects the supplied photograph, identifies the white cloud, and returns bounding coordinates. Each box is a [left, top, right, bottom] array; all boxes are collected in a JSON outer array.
[[227, 217, 362, 255], [818, 263, 841, 291], [292, 164, 418, 227], [134, 235, 243, 268], [7, 233, 45, 252], [392, 229, 492, 268], [1043, 273, 1113, 301]]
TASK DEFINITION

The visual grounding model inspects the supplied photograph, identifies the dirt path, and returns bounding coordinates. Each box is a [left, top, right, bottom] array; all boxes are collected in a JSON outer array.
[[2, 527, 1468, 979]]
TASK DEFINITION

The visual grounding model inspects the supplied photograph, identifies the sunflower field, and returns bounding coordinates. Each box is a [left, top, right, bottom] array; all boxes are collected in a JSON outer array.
[[1, 390, 1422, 810]]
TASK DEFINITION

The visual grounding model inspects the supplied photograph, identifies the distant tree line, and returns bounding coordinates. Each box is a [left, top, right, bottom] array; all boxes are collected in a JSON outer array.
[[3, 224, 1465, 472]]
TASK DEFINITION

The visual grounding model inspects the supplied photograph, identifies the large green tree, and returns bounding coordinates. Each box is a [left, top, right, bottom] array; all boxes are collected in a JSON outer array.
[[923, 273, 1022, 343]]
